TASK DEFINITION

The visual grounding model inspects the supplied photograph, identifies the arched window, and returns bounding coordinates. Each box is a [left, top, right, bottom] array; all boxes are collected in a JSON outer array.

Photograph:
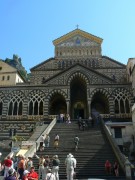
[[29, 101, 33, 115], [34, 101, 38, 115], [28, 91, 44, 115], [125, 99, 130, 113], [18, 102, 22, 115], [0, 101, 3, 115], [114, 89, 131, 114], [39, 101, 43, 115], [8, 92, 24, 116], [8, 102, 13, 115], [13, 102, 17, 115], [115, 100, 119, 114], [120, 99, 124, 113]]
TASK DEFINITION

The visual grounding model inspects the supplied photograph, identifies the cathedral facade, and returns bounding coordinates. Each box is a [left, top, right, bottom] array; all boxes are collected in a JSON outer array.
[[0, 29, 133, 121]]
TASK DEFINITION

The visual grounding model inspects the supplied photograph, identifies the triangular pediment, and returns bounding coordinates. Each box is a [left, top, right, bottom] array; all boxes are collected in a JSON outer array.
[[44, 63, 115, 86], [53, 29, 103, 47]]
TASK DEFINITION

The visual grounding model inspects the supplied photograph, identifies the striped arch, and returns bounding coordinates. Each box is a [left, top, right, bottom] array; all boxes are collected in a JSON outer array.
[[28, 90, 46, 115], [90, 88, 110, 114], [112, 88, 132, 114], [47, 89, 68, 100], [67, 71, 89, 86], [0, 91, 4, 115], [90, 88, 110, 100], [47, 89, 68, 115], [7, 90, 25, 116]]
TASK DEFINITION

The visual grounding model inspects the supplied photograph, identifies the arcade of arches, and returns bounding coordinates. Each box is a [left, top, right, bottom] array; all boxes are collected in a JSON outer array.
[[0, 29, 133, 120], [0, 84, 131, 120]]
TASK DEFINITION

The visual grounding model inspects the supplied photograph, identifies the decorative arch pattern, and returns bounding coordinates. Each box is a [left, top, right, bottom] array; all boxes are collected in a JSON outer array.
[[47, 89, 67, 100], [0, 92, 4, 115], [67, 72, 89, 86], [112, 88, 131, 114], [28, 90, 45, 115], [8, 91, 25, 115], [90, 88, 110, 114], [90, 88, 110, 100]]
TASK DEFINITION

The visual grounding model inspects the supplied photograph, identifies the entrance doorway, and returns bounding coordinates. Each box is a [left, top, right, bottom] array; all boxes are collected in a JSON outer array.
[[70, 75, 87, 118], [74, 108, 84, 119]]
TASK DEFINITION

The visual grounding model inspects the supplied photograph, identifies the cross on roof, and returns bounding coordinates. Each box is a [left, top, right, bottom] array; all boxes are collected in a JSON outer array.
[[76, 24, 79, 29]]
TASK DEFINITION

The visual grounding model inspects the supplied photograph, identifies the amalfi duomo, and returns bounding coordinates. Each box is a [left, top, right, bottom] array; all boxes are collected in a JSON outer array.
[[0, 28, 135, 179]]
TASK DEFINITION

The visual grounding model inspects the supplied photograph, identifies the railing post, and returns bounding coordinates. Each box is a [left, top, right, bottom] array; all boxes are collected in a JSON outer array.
[[125, 157, 132, 180]]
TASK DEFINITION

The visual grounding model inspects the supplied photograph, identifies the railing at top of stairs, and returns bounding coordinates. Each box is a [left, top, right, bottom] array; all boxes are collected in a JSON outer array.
[[91, 110, 127, 173], [100, 115, 127, 173]]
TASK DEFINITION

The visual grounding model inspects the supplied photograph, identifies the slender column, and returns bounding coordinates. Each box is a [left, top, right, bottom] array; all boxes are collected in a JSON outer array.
[[22, 98, 28, 119], [109, 97, 115, 118], [87, 100, 91, 118], [66, 100, 70, 115], [44, 99, 49, 119], [2, 98, 8, 120]]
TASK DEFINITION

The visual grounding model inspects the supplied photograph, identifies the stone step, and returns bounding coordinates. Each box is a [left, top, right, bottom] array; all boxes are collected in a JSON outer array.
[[32, 121, 125, 179]]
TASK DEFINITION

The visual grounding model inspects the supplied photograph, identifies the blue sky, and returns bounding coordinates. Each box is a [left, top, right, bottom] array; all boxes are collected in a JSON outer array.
[[0, 0, 135, 73]]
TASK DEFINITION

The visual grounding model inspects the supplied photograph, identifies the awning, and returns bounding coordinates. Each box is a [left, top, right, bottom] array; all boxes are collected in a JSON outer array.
[[16, 149, 28, 156]]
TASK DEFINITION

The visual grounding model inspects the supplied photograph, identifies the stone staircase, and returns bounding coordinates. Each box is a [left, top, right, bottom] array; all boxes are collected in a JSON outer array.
[[33, 121, 126, 179]]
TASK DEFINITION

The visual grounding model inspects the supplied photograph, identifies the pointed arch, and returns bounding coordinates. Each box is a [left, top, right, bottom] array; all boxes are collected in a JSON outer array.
[[69, 74, 88, 118], [112, 88, 132, 114], [28, 90, 45, 116], [8, 91, 25, 116], [90, 88, 110, 114], [0, 92, 4, 115], [67, 71, 89, 86], [48, 90, 67, 115], [47, 89, 67, 100]]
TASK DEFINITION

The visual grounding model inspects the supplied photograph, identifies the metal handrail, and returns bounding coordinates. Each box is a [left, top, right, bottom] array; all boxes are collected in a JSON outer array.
[[100, 117, 126, 173]]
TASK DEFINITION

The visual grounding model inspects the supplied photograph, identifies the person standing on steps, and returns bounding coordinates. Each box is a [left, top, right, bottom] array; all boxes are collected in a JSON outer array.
[[27, 166, 38, 180], [22, 170, 29, 180], [18, 155, 25, 180], [105, 160, 112, 174], [3, 155, 13, 178], [82, 120, 86, 131], [66, 114, 71, 124], [74, 135, 79, 151], [45, 168, 55, 180], [113, 161, 119, 177], [26, 157, 33, 172], [65, 153, 76, 180], [44, 155, 51, 178], [78, 117, 82, 130], [5, 168, 18, 180], [44, 134, 50, 148], [39, 134, 45, 151], [52, 155, 60, 180], [34, 154, 45, 180], [54, 134, 59, 150]]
